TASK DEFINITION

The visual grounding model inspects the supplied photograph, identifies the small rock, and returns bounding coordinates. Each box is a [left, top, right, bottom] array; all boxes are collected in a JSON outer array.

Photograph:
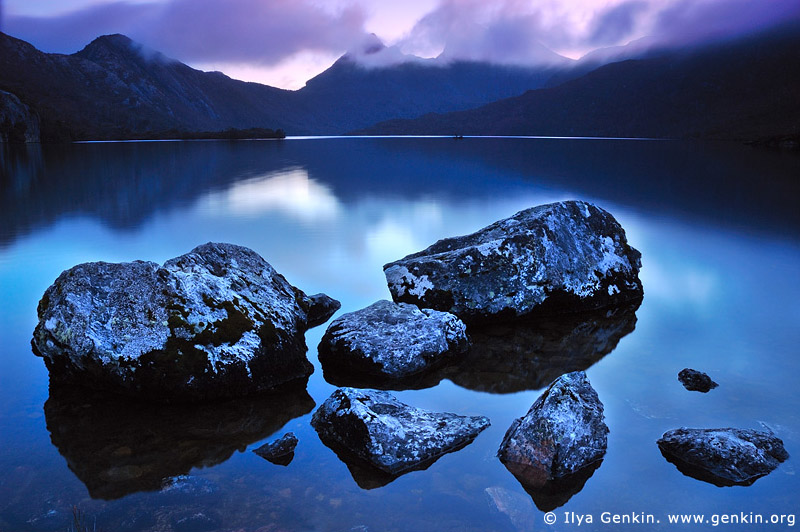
[[32, 242, 339, 401], [311, 388, 490, 478], [172, 511, 221, 532], [678, 368, 718, 392], [253, 432, 298, 466], [485, 486, 536, 532], [305, 293, 341, 328], [498, 371, 608, 486], [657, 428, 789, 486], [318, 300, 468, 380], [384, 200, 642, 324]]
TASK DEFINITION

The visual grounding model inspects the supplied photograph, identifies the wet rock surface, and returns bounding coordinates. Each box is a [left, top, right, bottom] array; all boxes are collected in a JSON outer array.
[[311, 388, 490, 481], [678, 368, 718, 392], [32, 242, 338, 401], [318, 300, 468, 381], [384, 200, 642, 324], [44, 383, 314, 499], [498, 372, 608, 487], [254, 432, 299, 466], [657, 428, 789, 486]]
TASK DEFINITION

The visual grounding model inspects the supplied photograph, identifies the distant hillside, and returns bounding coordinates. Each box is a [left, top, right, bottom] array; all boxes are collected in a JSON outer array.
[[0, 32, 561, 140], [358, 24, 800, 140]]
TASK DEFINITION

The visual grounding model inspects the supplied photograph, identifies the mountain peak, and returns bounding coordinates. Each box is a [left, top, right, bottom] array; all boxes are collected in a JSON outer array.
[[75, 33, 169, 64]]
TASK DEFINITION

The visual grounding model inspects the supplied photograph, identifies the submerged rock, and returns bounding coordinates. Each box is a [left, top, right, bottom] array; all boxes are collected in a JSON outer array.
[[311, 388, 489, 481], [657, 428, 789, 486], [678, 368, 718, 392], [253, 432, 298, 466], [32, 242, 339, 401], [44, 382, 314, 499], [384, 200, 642, 323], [498, 372, 608, 487], [318, 300, 468, 381]]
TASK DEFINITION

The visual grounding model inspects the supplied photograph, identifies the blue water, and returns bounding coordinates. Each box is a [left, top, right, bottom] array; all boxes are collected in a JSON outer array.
[[1, 137, 798, 531]]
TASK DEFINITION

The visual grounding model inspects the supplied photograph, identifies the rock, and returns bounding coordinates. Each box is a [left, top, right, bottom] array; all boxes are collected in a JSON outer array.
[[32, 242, 339, 401], [311, 388, 489, 480], [485, 486, 536, 532], [384, 200, 642, 323], [44, 382, 314, 499], [657, 428, 789, 486], [498, 371, 608, 486], [677, 368, 718, 392], [318, 300, 468, 381], [253, 432, 298, 466], [0, 89, 40, 143], [172, 511, 221, 532], [322, 301, 639, 394], [305, 293, 341, 328]]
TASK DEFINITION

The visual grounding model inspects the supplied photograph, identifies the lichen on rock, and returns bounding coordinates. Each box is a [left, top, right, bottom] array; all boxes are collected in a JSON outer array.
[[498, 371, 608, 487], [384, 200, 642, 323], [318, 299, 468, 381], [32, 242, 339, 401], [311, 387, 490, 480]]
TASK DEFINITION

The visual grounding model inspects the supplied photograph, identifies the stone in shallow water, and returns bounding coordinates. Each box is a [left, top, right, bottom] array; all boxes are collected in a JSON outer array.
[[32, 242, 339, 402], [253, 432, 299, 466], [498, 371, 608, 486], [657, 428, 789, 486], [318, 300, 468, 381], [311, 388, 489, 481], [384, 200, 642, 324], [677, 368, 718, 392]]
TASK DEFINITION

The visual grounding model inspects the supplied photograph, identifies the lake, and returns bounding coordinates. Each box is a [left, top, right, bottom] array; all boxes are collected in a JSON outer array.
[[1, 137, 799, 531]]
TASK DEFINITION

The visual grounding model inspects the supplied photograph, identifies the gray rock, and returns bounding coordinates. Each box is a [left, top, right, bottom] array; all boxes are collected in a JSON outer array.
[[485, 486, 536, 532], [384, 200, 642, 323], [253, 432, 298, 466], [32, 242, 338, 401], [318, 300, 468, 380], [311, 388, 490, 477], [498, 371, 608, 486], [678, 368, 718, 392], [658, 428, 789, 486]]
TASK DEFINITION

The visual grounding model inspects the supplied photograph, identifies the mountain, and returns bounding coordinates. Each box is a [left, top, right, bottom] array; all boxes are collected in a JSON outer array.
[[0, 33, 303, 140], [358, 24, 800, 140], [0, 32, 563, 140]]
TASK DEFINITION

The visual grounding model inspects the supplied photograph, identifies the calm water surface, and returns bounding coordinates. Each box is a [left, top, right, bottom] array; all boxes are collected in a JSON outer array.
[[1, 138, 799, 531]]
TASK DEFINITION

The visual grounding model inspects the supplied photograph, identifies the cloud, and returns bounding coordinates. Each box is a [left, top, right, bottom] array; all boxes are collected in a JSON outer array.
[[650, 0, 800, 46], [5, 0, 368, 65], [398, 0, 570, 65], [587, 1, 649, 47]]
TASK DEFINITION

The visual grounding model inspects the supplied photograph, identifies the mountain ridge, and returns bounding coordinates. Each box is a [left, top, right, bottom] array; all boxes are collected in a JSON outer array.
[[357, 23, 800, 140], [0, 32, 563, 140]]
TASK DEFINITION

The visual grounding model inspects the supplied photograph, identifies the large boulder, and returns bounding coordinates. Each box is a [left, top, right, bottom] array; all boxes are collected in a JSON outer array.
[[311, 388, 489, 481], [32, 242, 339, 401], [498, 371, 608, 487], [318, 300, 468, 381], [657, 428, 789, 486], [384, 200, 642, 323]]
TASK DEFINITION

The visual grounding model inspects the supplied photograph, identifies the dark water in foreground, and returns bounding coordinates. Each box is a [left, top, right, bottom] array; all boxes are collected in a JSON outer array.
[[1, 137, 798, 532]]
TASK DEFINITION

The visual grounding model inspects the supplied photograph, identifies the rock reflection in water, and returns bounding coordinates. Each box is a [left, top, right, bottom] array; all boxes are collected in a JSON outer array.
[[44, 382, 315, 500], [324, 301, 639, 394], [506, 460, 603, 512]]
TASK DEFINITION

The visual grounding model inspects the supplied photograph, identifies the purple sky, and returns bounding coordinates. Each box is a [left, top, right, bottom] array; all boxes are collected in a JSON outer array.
[[4, 0, 799, 89]]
